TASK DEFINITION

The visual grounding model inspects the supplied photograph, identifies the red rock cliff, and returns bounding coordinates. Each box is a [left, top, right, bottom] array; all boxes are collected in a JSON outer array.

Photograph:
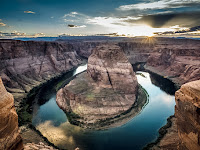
[[0, 40, 82, 106], [0, 77, 23, 150], [175, 80, 200, 150]]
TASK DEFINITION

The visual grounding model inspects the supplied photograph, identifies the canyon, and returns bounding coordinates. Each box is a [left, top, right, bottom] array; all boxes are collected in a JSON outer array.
[[0, 39, 82, 108], [0, 37, 200, 149]]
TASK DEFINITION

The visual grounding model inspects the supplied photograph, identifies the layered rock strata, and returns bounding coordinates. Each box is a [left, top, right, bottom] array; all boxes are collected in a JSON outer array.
[[0, 77, 23, 150], [0, 38, 199, 107], [175, 80, 200, 150], [56, 45, 138, 128], [119, 38, 200, 87], [0, 39, 82, 107]]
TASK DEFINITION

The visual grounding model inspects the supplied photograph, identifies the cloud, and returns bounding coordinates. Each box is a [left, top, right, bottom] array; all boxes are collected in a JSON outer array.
[[157, 25, 200, 35], [118, 0, 200, 10], [24, 10, 35, 14], [67, 24, 86, 28], [87, 16, 141, 27], [0, 22, 6, 26], [60, 9, 200, 36], [62, 11, 90, 24], [63, 12, 79, 18], [125, 11, 200, 28], [0, 31, 26, 37], [63, 19, 75, 22], [33, 32, 45, 37], [0, 31, 45, 38], [0, 19, 6, 26]]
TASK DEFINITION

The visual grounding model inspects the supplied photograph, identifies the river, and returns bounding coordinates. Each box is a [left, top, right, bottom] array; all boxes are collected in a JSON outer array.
[[32, 64, 176, 150]]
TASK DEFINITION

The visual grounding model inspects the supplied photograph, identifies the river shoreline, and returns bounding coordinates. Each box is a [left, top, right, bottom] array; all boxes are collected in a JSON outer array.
[[65, 84, 149, 130], [17, 64, 87, 149], [18, 62, 177, 150]]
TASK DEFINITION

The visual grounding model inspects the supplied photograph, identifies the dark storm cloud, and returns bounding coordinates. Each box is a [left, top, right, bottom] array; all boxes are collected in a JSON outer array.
[[175, 26, 200, 33], [138, 13, 176, 28], [168, 1, 200, 8], [67, 24, 86, 28], [157, 25, 200, 35], [68, 24, 77, 28], [125, 11, 200, 28]]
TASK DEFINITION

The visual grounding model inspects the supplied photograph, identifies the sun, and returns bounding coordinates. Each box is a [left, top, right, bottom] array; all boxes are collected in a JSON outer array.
[[132, 25, 155, 37], [116, 25, 155, 37]]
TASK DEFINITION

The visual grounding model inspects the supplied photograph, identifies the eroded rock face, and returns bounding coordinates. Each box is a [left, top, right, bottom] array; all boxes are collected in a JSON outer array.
[[56, 45, 138, 128], [119, 38, 200, 87], [87, 45, 138, 94], [0, 40, 82, 107], [0, 77, 23, 150], [175, 80, 200, 150]]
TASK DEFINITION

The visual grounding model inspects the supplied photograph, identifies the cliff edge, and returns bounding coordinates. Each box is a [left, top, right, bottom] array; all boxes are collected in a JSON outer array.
[[175, 80, 200, 150]]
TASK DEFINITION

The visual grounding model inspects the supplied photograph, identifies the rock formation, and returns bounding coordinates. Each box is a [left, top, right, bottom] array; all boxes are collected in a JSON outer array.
[[0, 37, 199, 147], [24, 142, 57, 150], [0, 77, 23, 150], [119, 38, 200, 87], [56, 45, 138, 128], [87, 44, 138, 93], [0, 39, 82, 107], [175, 80, 200, 150], [0, 38, 199, 107]]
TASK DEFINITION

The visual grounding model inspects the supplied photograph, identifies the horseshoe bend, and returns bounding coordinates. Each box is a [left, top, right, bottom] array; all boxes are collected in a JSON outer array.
[[56, 45, 147, 129], [0, 37, 199, 150]]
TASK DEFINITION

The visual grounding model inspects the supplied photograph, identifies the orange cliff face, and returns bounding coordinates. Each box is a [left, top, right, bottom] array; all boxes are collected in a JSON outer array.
[[175, 80, 200, 150], [0, 77, 23, 150]]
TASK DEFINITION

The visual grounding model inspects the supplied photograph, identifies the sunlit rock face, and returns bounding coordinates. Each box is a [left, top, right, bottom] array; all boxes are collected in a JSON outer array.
[[56, 45, 138, 128], [0, 77, 23, 150], [24, 142, 57, 150], [175, 80, 200, 150]]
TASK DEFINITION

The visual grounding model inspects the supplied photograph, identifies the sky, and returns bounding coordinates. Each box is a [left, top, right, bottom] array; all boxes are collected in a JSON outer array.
[[0, 0, 200, 37]]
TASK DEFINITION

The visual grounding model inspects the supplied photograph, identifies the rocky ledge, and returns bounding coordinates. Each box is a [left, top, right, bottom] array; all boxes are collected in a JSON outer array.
[[56, 45, 140, 129]]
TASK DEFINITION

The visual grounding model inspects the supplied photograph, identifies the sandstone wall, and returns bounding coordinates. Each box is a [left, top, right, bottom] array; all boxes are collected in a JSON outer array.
[[175, 80, 200, 150], [0, 77, 23, 150], [118, 38, 200, 87], [0, 40, 82, 106]]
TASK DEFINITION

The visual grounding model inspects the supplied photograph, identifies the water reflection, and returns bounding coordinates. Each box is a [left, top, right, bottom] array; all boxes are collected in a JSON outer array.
[[32, 69, 176, 150], [73, 64, 87, 76]]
